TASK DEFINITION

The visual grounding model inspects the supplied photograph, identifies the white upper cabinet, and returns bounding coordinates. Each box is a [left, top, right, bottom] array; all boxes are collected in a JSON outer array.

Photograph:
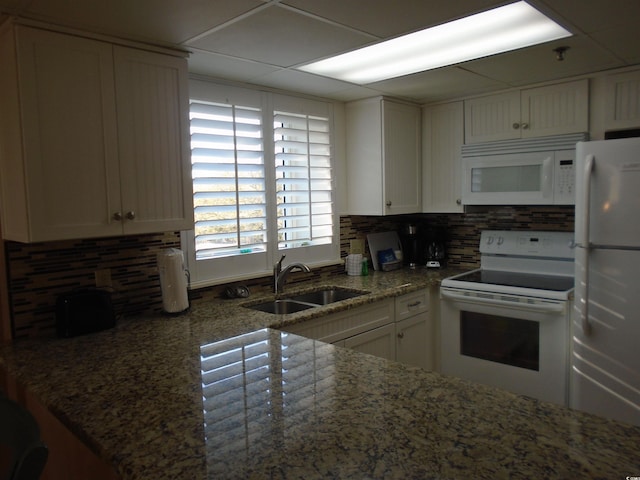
[[113, 47, 193, 236], [422, 101, 464, 213], [0, 24, 193, 242], [604, 69, 640, 131], [346, 97, 421, 215], [464, 79, 589, 144]]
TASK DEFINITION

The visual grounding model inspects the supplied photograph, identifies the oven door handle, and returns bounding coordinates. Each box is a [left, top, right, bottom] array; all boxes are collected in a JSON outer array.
[[441, 290, 565, 313]]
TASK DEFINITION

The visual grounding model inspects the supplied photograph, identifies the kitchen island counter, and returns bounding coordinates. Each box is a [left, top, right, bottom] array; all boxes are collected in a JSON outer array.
[[2, 268, 640, 479]]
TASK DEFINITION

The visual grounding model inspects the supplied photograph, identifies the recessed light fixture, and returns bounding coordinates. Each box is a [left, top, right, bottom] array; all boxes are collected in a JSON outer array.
[[298, 1, 572, 84]]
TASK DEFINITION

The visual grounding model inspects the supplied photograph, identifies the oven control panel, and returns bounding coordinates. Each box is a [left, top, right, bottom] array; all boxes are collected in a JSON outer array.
[[480, 230, 574, 258]]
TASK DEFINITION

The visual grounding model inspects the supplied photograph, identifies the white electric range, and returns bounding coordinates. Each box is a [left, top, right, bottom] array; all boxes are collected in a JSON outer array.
[[440, 230, 574, 405]]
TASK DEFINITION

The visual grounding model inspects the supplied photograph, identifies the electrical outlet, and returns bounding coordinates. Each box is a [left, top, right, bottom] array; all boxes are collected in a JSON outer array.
[[94, 268, 112, 288]]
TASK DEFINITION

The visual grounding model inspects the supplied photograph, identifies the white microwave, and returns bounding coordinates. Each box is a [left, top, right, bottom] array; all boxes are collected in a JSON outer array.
[[461, 150, 575, 205], [460, 134, 587, 206]]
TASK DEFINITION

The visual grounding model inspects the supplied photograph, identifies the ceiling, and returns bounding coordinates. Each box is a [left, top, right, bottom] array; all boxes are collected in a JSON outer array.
[[1, 0, 639, 103]]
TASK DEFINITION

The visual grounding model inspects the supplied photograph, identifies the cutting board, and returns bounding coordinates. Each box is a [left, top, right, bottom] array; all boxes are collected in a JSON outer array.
[[367, 231, 403, 271]]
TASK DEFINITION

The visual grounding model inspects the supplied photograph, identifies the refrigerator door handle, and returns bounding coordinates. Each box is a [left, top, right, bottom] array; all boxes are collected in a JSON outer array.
[[579, 154, 595, 335]]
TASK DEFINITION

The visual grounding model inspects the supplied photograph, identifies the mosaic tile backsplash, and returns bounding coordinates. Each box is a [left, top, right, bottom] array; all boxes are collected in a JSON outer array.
[[5, 232, 181, 339], [4, 206, 574, 339]]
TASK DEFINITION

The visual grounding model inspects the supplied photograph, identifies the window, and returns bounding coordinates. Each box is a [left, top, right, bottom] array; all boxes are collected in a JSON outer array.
[[183, 81, 338, 287], [190, 101, 266, 259], [274, 111, 333, 250]]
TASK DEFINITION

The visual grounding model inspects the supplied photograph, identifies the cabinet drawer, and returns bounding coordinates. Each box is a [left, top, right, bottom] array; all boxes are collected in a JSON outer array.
[[283, 299, 394, 344], [395, 290, 429, 321]]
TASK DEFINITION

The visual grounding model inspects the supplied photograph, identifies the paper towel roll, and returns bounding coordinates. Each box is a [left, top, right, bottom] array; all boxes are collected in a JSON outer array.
[[157, 248, 189, 313], [345, 254, 363, 276]]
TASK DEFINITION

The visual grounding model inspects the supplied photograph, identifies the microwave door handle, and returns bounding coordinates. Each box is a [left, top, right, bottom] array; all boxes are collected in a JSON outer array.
[[579, 154, 595, 335], [440, 290, 565, 313], [542, 156, 553, 199]]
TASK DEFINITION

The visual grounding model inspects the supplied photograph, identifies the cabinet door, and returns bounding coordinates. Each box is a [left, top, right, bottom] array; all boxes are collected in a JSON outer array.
[[345, 97, 383, 215], [422, 102, 464, 213], [464, 91, 521, 143], [382, 100, 421, 214], [114, 47, 193, 234], [396, 312, 432, 370], [12, 26, 122, 241], [605, 70, 640, 130], [282, 299, 394, 343], [343, 323, 396, 361], [346, 97, 420, 216], [521, 79, 588, 138]]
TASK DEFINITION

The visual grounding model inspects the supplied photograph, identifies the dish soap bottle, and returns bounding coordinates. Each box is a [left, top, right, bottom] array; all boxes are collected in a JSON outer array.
[[361, 258, 369, 276]]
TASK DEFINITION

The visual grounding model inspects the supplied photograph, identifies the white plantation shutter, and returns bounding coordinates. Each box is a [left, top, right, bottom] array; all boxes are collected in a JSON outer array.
[[184, 81, 339, 286], [274, 112, 333, 250], [190, 101, 266, 259]]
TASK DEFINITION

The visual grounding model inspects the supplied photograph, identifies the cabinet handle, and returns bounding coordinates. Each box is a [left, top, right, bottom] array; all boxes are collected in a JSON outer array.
[[397, 332, 405, 339], [512, 122, 520, 130], [521, 122, 529, 130], [112, 212, 122, 221], [408, 301, 422, 308], [126, 211, 136, 220], [456, 198, 462, 205], [386, 200, 392, 207]]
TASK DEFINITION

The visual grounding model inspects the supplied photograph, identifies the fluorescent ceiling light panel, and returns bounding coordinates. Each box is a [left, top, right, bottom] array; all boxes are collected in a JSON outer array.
[[298, 1, 571, 84]]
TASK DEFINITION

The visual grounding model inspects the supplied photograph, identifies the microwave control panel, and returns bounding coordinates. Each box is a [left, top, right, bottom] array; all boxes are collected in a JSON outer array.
[[554, 150, 575, 204]]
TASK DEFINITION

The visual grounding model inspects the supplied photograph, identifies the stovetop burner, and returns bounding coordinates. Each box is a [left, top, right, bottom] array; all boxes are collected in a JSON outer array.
[[441, 230, 575, 301], [451, 269, 574, 292]]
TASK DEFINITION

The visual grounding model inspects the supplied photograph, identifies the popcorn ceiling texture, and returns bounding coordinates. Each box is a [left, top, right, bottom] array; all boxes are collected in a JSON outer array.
[[5, 206, 574, 339]]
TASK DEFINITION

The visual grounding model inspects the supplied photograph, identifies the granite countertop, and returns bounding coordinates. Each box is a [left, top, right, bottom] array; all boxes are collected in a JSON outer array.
[[2, 267, 640, 479]]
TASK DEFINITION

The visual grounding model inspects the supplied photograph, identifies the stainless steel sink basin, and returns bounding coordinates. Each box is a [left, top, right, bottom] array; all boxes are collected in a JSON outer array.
[[288, 288, 365, 305], [249, 299, 316, 314], [244, 287, 369, 314]]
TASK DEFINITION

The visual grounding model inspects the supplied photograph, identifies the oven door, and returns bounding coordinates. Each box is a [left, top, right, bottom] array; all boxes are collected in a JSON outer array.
[[440, 287, 570, 405]]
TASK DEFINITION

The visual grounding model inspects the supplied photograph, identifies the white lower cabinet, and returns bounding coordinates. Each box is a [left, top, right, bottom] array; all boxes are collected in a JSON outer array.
[[282, 289, 432, 369], [396, 315, 430, 369], [342, 324, 396, 361], [283, 299, 395, 345], [394, 289, 432, 369]]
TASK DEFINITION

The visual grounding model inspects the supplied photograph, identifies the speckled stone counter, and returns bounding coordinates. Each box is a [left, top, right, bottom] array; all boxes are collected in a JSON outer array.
[[2, 268, 640, 479]]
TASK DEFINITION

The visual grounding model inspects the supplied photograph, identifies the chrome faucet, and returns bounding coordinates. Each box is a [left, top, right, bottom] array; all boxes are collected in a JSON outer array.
[[273, 254, 311, 294]]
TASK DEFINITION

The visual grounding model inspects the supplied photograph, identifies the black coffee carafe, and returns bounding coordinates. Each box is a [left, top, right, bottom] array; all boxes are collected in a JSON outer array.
[[422, 229, 446, 268]]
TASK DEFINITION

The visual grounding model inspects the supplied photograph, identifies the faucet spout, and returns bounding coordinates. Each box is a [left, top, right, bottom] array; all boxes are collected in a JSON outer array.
[[274, 260, 312, 294]]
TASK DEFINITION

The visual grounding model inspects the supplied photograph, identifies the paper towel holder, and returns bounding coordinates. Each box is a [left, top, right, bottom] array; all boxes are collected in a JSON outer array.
[[157, 248, 190, 314]]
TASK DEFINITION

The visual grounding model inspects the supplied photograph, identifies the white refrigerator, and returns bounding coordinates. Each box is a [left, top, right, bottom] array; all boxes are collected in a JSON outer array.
[[572, 137, 640, 426]]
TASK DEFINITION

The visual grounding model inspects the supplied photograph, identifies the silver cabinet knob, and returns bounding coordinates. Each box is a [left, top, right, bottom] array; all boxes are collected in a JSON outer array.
[[521, 122, 529, 130], [456, 198, 462, 205], [386, 200, 392, 207], [126, 211, 136, 220], [112, 212, 122, 221], [397, 332, 405, 339], [512, 122, 520, 129]]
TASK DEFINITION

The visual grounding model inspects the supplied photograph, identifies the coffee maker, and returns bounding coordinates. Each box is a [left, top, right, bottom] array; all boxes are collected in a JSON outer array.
[[422, 229, 446, 268]]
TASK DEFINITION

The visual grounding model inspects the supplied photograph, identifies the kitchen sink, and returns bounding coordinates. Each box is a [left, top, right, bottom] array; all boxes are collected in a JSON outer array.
[[249, 299, 316, 315], [288, 288, 365, 305], [244, 287, 369, 314]]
